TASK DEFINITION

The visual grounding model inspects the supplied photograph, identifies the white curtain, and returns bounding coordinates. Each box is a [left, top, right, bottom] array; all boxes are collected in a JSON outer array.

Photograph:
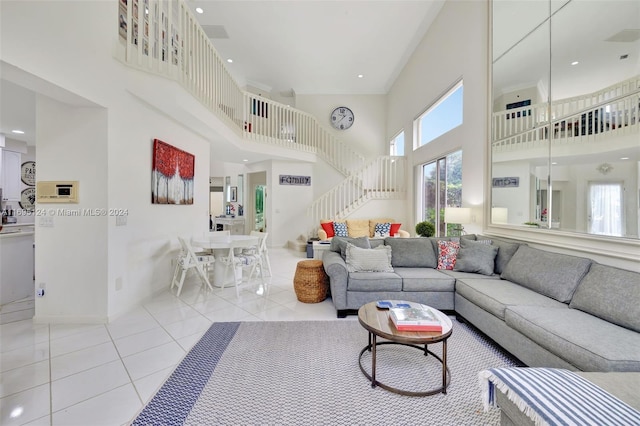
[[589, 182, 622, 236]]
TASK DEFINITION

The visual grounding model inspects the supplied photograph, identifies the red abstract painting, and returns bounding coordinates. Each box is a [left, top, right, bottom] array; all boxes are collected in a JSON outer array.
[[152, 139, 195, 204]]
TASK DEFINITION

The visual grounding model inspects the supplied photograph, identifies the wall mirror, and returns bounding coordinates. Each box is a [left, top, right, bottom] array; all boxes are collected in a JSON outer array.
[[491, 0, 640, 239]]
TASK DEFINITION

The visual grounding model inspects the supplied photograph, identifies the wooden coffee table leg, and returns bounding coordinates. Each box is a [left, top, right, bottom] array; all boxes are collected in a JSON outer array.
[[371, 333, 377, 388], [442, 339, 447, 394]]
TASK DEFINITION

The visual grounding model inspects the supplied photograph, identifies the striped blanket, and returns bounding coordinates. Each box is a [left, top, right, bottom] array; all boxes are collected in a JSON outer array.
[[479, 368, 640, 426]]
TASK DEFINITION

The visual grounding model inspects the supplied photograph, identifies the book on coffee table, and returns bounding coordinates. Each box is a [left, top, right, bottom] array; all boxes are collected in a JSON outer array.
[[389, 305, 442, 332]]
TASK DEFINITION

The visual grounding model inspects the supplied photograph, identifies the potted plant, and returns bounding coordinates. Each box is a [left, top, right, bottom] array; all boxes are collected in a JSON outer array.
[[415, 221, 435, 237]]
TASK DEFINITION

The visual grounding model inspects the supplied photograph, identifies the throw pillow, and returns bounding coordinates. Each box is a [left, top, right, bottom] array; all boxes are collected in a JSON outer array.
[[330, 236, 372, 259], [390, 223, 402, 237], [346, 219, 370, 238], [346, 243, 393, 273], [374, 222, 391, 237], [333, 221, 348, 237], [453, 239, 498, 275], [320, 221, 335, 238], [437, 240, 460, 270]]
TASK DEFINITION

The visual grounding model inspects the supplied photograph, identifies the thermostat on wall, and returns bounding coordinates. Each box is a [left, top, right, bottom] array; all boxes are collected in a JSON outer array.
[[36, 181, 79, 203]]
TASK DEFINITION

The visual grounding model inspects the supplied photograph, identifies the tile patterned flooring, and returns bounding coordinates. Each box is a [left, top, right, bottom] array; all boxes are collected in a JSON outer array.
[[0, 248, 343, 426]]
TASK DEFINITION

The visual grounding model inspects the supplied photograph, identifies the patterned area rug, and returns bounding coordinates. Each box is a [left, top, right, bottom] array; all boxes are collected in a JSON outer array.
[[132, 319, 520, 425]]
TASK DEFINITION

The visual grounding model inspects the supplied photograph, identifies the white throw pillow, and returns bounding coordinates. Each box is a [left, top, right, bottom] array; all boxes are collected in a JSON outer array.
[[346, 243, 394, 273]]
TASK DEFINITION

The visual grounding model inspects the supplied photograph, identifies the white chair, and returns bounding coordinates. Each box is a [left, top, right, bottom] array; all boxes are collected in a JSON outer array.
[[218, 236, 266, 298], [171, 236, 215, 296], [248, 230, 271, 277]]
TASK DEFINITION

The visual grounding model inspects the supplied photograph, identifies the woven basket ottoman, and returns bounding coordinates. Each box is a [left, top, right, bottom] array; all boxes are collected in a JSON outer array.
[[293, 259, 329, 303]]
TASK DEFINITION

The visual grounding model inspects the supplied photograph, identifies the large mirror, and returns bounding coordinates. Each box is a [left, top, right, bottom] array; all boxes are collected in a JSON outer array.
[[491, 0, 640, 239]]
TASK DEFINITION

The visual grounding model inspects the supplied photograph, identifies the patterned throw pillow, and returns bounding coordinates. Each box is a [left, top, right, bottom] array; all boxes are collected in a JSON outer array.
[[333, 221, 348, 237], [437, 240, 460, 270], [374, 222, 391, 237]]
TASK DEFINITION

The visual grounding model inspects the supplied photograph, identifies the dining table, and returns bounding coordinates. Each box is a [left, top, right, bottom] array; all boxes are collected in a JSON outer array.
[[191, 234, 259, 287]]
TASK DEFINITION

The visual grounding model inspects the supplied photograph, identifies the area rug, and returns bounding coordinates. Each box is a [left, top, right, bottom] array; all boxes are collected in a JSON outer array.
[[132, 319, 520, 425]]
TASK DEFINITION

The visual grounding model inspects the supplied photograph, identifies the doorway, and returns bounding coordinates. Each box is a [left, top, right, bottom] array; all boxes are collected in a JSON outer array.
[[209, 177, 224, 230]]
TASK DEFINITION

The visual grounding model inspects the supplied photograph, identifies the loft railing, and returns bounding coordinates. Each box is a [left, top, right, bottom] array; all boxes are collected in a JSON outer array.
[[307, 156, 407, 225], [492, 75, 640, 153], [117, 0, 364, 175]]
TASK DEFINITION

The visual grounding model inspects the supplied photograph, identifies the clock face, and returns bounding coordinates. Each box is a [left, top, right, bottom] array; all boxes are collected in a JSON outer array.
[[330, 107, 354, 130], [20, 187, 36, 211], [21, 161, 36, 186]]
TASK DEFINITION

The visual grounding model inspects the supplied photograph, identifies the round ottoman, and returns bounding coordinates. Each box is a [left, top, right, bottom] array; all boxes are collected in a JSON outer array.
[[293, 259, 329, 303]]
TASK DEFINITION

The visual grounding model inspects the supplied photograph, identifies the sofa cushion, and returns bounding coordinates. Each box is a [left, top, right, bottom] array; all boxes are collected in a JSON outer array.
[[347, 272, 402, 291], [505, 305, 640, 371], [333, 221, 348, 237], [346, 219, 370, 238], [491, 239, 521, 274], [346, 243, 393, 273], [456, 278, 567, 320], [369, 218, 395, 237], [320, 221, 335, 238], [569, 264, 640, 333], [330, 236, 371, 259], [384, 237, 437, 268], [453, 238, 498, 276], [439, 270, 500, 280], [500, 245, 592, 303], [393, 267, 455, 292], [437, 240, 460, 270]]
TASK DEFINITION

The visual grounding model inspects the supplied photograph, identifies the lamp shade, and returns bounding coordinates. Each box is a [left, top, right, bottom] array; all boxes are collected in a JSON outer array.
[[492, 207, 509, 224], [444, 207, 471, 224]]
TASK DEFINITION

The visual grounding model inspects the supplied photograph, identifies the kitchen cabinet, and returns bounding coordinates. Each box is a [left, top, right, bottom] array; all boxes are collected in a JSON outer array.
[[1, 150, 21, 201], [0, 231, 35, 305]]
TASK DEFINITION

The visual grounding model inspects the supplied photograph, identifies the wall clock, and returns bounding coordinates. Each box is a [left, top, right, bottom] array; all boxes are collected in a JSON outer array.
[[330, 106, 354, 130], [20, 187, 36, 211], [21, 161, 36, 186]]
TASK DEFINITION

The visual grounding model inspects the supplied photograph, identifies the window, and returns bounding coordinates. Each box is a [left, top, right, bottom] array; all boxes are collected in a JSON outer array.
[[416, 81, 463, 148], [421, 150, 462, 236], [389, 131, 405, 156]]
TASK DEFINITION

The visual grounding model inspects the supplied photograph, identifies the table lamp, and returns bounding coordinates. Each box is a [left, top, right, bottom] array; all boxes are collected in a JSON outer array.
[[444, 207, 471, 236]]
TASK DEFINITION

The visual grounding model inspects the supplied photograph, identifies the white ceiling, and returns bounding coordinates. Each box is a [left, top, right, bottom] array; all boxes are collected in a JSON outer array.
[[189, 0, 445, 96]]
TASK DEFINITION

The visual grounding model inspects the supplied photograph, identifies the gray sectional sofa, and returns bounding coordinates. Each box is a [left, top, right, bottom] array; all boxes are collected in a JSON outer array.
[[322, 234, 640, 374]]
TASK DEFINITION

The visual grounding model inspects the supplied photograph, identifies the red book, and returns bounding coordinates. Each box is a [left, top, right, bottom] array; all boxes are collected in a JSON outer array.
[[394, 323, 442, 332]]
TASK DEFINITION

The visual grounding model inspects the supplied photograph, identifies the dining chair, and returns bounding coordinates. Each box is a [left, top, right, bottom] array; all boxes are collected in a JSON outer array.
[[218, 237, 266, 298], [248, 230, 271, 277], [171, 236, 215, 296]]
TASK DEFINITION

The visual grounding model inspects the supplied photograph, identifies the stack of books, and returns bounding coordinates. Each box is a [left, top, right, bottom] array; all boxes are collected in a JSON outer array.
[[389, 305, 442, 332]]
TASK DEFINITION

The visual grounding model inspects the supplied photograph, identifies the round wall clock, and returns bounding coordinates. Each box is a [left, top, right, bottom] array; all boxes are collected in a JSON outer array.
[[20, 187, 36, 211], [330, 106, 354, 130], [21, 161, 36, 186]]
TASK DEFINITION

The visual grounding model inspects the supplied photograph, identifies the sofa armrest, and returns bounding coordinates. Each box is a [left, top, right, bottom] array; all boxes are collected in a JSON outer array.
[[396, 229, 410, 238], [318, 228, 328, 240], [323, 251, 348, 310]]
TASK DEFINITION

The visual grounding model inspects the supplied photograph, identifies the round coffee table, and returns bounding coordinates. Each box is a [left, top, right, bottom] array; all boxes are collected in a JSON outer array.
[[357, 301, 453, 396]]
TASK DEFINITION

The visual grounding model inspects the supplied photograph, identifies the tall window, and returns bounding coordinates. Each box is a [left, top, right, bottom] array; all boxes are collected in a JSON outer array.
[[390, 131, 405, 156], [421, 150, 462, 236], [416, 81, 463, 148], [588, 182, 623, 236]]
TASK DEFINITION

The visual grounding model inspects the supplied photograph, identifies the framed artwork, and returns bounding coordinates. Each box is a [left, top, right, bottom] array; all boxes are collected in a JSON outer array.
[[151, 139, 195, 204], [230, 186, 238, 202]]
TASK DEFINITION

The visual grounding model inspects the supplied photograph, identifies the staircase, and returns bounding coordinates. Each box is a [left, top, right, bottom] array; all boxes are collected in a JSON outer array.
[[116, 0, 407, 229]]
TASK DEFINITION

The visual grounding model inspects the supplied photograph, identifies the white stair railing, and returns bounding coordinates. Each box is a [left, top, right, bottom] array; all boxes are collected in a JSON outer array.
[[492, 75, 640, 153], [307, 156, 407, 225]]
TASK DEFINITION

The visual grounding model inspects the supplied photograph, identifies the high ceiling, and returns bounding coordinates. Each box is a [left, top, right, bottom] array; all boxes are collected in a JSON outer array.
[[189, 0, 445, 96]]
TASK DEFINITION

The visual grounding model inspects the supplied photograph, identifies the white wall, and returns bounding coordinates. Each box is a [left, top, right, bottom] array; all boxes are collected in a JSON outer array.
[[295, 94, 387, 159], [386, 0, 489, 235]]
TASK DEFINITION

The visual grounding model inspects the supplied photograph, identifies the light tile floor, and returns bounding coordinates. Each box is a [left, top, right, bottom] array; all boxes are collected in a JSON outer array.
[[0, 248, 345, 426]]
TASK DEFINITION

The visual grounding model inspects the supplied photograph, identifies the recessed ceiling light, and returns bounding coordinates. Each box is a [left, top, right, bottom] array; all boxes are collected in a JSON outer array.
[[242, 159, 248, 162], [195, 7, 203, 14], [571, 61, 579, 66], [620, 157, 629, 160], [11, 129, 24, 134], [551, 162, 558, 165], [357, 74, 364, 78], [227, 58, 233, 63]]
